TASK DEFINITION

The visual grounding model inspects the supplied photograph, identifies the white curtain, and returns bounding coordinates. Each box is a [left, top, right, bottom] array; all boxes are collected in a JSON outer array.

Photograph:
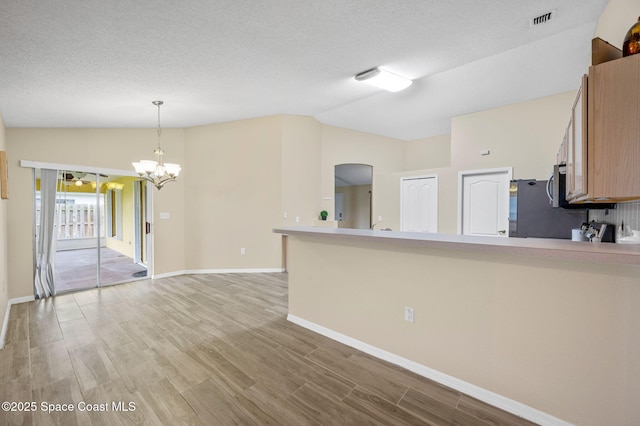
[[34, 168, 58, 298]]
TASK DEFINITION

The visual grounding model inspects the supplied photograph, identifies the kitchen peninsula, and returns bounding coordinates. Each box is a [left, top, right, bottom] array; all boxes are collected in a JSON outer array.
[[274, 226, 640, 426]]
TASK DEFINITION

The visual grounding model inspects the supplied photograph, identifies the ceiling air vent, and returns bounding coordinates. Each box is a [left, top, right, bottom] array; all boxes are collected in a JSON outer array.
[[529, 9, 556, 27]]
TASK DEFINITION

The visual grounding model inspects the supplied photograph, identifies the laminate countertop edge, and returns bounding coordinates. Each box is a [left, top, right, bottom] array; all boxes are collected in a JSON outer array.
[[273, 226, 640, 266]]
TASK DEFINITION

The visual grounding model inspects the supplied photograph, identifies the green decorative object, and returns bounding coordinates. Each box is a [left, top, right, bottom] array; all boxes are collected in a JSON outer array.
[[320, 210, 328, 220]]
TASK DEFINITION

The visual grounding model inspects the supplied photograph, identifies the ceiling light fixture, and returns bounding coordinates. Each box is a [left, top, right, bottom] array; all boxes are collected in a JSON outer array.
[[132, 100, 181, 190], [354, 68, 413, 92]]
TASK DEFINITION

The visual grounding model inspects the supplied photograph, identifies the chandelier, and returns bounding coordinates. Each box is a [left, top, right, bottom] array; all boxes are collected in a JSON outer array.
[[132, 100, 181, 189]]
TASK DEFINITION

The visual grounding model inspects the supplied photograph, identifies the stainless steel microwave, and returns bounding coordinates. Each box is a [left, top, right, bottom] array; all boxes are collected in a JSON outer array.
[[550, 165, 615, 210]]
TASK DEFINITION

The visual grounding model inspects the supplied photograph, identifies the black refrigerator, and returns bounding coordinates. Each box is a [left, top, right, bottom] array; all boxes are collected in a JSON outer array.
[[509, 180, 587, 239]]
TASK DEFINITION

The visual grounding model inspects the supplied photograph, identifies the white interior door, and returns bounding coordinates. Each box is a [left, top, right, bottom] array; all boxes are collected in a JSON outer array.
[[459, 168, 512, 237], [401, 175, 438, 232]]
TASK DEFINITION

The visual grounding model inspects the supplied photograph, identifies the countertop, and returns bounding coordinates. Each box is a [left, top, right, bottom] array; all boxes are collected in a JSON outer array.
[[273, 226, 640, 266]]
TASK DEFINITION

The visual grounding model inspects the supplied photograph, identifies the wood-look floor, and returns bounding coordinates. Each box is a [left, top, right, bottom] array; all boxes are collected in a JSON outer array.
[[0, 273, 538, 425]]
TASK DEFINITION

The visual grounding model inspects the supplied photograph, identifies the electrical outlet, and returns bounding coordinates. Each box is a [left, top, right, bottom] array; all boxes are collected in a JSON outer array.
[[404, 307, 414, 323], [378, 215, 383, 221], [283, 212, 288, 219], [295, 216, 300, 223], [240, 248, 246, 255]]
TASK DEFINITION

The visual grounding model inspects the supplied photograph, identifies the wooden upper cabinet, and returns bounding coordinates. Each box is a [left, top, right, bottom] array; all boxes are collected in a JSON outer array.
[[572, 53, 640, 203], [566, 109, 575, 198], [566, 75, 587, 201]]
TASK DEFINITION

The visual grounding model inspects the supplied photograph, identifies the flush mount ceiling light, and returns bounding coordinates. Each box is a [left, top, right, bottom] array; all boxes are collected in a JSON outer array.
[[132, 101, 181, 190], [354, 68, 413, 92]]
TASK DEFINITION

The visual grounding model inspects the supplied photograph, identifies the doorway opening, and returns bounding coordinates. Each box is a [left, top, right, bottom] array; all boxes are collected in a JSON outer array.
[[334, 164, 373, 229], [32, 165, 151, 294]]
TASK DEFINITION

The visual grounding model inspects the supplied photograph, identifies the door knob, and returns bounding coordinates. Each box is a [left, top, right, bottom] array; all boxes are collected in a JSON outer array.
[[498, 229, 506, 234]]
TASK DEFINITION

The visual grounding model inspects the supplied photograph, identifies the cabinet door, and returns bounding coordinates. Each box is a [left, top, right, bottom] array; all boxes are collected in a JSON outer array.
[[571, 75, 588, 200], [565, 115, 574, 199], [557, 132, 567, 165], [589, 54, 640, 200]]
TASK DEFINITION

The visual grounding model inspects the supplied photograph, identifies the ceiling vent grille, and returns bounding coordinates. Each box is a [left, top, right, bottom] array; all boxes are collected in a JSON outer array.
[[530, 9, 556, 27]]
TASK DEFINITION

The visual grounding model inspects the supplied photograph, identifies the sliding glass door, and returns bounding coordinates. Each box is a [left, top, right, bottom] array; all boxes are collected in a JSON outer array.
[[99, 176, 148, 286], [34, 168, 149, 295]]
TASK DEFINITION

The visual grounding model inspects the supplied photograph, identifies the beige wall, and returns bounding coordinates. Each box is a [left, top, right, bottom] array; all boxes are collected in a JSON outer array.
[[184, 116, 283, 270], [280, 115, 322, 227], [0, 114, 8, 342], [6, 128, 186, 299], [0, 89, 583, 298], [406, 133, 451, 170], [320, 125, 406, 220], [373, 168, 447, 232], [373, 91, 575, 233], [2, 116, 405, 300], [370, 133, 450, 232], [596, 0, 638, 48], [450, 91, 575, 177], [287, 234, 640, 426], [438, 91, 576, 233], [374, 130, 451, 231]]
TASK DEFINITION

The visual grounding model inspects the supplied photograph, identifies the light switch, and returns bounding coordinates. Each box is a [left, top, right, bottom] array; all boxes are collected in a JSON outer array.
[[159, 212, 170, 219]]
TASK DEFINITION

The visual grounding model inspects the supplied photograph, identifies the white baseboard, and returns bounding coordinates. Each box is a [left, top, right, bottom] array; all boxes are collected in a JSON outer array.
[[0, 295, 36, 350], [183, 268, 285, 275], [151, 270, 186, 279], [152, 268, 285, 280], [11, 296, 36, 305], [287, 314, 571, 426], [0, 301, 9, 350]]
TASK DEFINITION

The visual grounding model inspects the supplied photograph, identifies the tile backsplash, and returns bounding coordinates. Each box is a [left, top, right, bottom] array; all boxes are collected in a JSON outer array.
[[589, 201, 640, 234]]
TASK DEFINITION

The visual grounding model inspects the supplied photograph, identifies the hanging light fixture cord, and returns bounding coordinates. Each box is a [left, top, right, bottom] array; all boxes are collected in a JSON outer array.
[[154, 100, 163, 148], [153, 100, 165, 168]]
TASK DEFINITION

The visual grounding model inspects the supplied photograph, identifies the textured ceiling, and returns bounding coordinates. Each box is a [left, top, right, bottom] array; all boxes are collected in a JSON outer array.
[[0, 0, 607, 140]]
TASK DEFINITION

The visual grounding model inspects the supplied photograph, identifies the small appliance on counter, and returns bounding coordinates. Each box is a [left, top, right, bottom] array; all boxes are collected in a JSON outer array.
[[581, 221, 615, 243], [571, 228, 589, 241], [509, 179, 587, 239]]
